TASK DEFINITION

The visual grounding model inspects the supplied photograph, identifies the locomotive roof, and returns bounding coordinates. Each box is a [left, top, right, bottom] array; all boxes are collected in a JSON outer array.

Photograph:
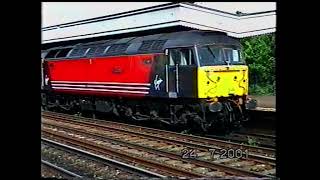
[[44, 30, 240, 60]]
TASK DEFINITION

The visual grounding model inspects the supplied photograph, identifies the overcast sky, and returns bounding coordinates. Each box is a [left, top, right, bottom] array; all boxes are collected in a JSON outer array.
[[42, 2, 276, 28]]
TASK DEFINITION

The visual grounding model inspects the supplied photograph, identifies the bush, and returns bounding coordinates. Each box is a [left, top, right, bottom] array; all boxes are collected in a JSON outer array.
[[249, 84, 275, 96], [241, 34, 275, 95]]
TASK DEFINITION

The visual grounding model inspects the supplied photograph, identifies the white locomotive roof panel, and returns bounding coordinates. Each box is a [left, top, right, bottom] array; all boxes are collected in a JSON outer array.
[[42, 2, 276, 44]]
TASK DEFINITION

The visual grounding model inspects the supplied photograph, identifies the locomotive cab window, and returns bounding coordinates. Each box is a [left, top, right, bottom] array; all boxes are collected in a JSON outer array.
[[197, 45, 244, 66], [168, 48, 195, 66], [223, 48, 241, 63]]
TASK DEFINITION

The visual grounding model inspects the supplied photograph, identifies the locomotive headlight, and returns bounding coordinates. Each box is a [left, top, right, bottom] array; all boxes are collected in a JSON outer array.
[[209, 102, 223, 112]]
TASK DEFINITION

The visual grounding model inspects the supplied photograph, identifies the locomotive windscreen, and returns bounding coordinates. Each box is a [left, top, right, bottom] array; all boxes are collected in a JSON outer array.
[[197, 45, 245, 66]]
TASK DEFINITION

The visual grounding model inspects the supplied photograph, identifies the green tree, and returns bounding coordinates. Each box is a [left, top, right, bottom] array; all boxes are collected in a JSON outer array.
[[241, 33, 275, 95]]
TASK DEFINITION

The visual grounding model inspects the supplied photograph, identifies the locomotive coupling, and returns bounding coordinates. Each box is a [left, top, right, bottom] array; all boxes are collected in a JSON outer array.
[[245, 98, 257, 109]]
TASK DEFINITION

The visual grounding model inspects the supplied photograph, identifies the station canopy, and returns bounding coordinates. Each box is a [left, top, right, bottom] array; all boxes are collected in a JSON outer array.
[[42, 2, 276, 45]]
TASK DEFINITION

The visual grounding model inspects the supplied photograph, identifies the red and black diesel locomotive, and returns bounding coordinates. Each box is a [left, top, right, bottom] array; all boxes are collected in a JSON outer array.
[[41, 30, 256, 132]]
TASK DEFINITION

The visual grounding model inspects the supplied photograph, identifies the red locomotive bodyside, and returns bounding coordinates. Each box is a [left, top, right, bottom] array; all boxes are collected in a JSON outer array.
[[46, 54, 157, 98]]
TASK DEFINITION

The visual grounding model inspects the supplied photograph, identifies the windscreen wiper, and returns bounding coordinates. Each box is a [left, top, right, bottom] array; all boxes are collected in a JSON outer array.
[[225, 59, 230, 66], [206, 47, 217, 63], [207, 47, 229, 65]]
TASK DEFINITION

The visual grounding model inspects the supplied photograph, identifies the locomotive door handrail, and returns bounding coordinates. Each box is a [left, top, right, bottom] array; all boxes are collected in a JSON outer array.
[[165, 64, 169, 92], [41, 58, 45, 89], [175, 63, 179, 93]]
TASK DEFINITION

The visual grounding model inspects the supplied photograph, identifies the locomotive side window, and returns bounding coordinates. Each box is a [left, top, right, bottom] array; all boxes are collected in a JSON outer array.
[[169, 49, 180, 65], [180, 49, 194, 65], [169, 48, 195, 66]]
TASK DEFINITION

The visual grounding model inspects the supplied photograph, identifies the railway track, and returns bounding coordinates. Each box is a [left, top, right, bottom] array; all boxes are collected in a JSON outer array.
[[236, 131, 275, 139], [41, 160, 83, 179], [205, 131, 276, 149], [42, 111, 276, 178], [42, 138, 165, 178], [42, 128, 207, 177], [43, 111, 275, 157]]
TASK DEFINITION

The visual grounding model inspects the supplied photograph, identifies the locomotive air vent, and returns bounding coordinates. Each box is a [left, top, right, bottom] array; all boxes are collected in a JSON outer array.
[[94, 45, 109, 56], [139, 40, 167, 52], [151, 40, 166, 50], [45, 49, 60, 59], [69, 48, 89, 57], [86, 47, 98, 57], [139, 40, 153, 51], [106, 44, 129, 55], [55, 48, 72, 58]]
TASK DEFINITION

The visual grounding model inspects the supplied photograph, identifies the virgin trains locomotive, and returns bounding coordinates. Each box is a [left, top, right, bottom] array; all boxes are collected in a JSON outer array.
[[41, 30, 256, 132]]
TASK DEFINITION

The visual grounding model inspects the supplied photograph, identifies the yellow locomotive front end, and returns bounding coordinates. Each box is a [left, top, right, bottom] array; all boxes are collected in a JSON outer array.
[[195, 44, 256, 131], [196, 45, 250, 100], [198, 65, 248, 98]]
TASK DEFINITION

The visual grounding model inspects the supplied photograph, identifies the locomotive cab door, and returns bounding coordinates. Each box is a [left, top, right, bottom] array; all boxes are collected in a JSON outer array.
[[165, 48, 197, 98], [166, 49, 178, 98]]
